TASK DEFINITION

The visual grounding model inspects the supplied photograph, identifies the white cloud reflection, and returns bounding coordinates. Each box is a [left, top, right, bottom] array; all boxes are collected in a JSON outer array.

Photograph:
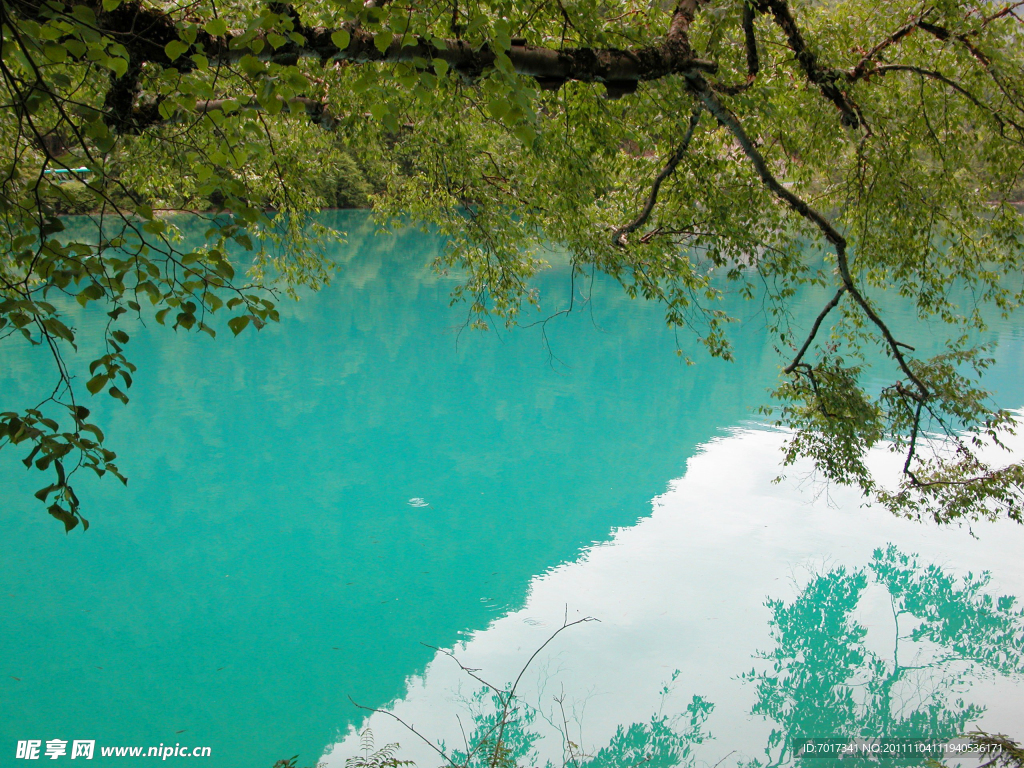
[[323, 426, 1024, 767]]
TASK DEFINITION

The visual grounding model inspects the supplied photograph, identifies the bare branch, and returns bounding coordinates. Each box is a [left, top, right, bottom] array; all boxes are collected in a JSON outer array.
[[783, 286, 846, 374]]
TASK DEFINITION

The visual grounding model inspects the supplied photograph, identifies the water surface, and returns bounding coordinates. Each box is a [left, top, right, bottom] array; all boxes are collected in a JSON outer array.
[[3, 212, 1024, 767]]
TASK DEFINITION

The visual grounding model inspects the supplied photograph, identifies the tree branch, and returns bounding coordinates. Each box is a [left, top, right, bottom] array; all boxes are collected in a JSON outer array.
[[762, 0, 863, 128], [848, 14, 926, 82], [612, 104, 702, 247], [783, 286, 846, 373], [711, 1, 760, 95], [684, 73, 929, 396], [7, 0, 718, 94], [868, 64, 1024, 143]]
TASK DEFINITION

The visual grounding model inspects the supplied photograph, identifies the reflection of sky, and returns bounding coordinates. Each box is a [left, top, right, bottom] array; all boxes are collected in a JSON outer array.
[[326, 426, 1024, 767]]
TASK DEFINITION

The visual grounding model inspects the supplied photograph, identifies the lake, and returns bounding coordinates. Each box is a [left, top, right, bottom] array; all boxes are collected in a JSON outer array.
[[3, 211, 1024, 767]]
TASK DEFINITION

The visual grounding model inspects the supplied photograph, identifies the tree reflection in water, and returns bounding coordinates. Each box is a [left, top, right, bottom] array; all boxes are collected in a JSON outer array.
[[745, 545, 1024, 767], [345, 546, 1024, 768]]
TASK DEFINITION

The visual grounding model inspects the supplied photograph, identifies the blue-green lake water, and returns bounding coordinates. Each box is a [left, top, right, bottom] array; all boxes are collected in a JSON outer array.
[[4, 211, 1024, 767]]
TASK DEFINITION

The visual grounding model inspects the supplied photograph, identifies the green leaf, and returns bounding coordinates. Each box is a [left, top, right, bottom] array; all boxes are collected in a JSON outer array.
[[514, 124, 537, 147], [204, 18, 228, 36], [487, 98, 510, 120], [214, 260, 235, 280], [240, 54, 264, 77], [227, 315, 250, 336], [35, 484, 59, 502], [81, 424, 105, 442], [331, 30, 350, 51], [48, 504, 79, 533], [374, 31, 393, 54], [164, 40, 189, 62], [85, 374, 108, 395], [43, 44, 66, 63], [70, 5, 97, 25], [64, 39, 86, 58], [109, 56, 128, 78]]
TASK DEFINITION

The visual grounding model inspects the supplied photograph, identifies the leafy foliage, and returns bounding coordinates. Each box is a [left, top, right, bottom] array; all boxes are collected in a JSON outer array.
[[345, 729, 413, 768], [3, 0, 1024, 527]]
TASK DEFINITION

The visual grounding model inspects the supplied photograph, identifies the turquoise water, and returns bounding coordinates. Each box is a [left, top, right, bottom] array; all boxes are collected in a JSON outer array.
[[3, 211, 1024, 767]]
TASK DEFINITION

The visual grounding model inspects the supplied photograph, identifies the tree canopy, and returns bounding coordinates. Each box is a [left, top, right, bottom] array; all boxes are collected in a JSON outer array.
[[3, 0, 1024, 531]]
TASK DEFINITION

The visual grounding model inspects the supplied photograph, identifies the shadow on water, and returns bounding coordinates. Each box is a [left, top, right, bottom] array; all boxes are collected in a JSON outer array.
[[3, 212, 1024, 766]]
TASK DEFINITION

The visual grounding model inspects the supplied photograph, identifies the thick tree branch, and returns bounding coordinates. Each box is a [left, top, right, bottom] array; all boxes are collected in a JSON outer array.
[[102, 56, 144, 133], [668, 0, 709, 41], [8, 0, 717, 94], [762, 0, 862, 128], [742, 2, 761, 79], [711, 2, 760, 95]]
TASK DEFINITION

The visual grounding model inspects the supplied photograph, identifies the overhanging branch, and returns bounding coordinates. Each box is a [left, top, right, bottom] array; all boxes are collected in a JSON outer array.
[[683, 71, 929, 397], [8, 0, 717, 90], [612, 104, 703, 247]]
